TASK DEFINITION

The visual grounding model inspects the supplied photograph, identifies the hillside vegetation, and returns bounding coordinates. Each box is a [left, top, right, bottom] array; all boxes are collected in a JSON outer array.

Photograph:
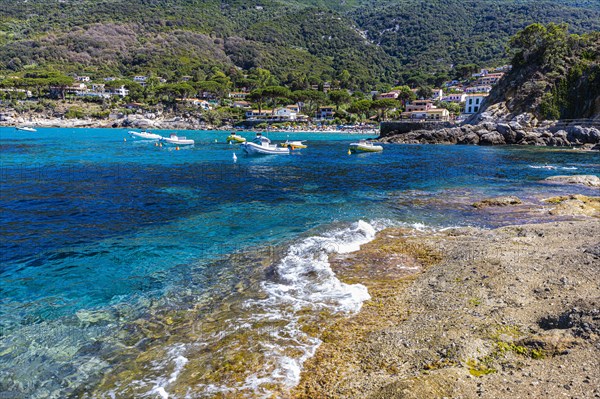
[[1, 0, 600, 88], [485, 23, 600, 120]]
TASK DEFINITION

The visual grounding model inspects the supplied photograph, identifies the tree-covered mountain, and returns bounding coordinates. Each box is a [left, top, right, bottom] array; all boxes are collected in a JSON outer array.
[[1, 0, 600, 88]]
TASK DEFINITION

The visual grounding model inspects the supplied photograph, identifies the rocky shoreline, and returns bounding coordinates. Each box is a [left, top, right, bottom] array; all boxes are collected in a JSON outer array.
[[379, 103, 600, 149], [292, 192, 600, 398]]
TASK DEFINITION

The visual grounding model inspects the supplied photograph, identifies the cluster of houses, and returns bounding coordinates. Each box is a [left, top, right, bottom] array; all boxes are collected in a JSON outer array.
[[377, 66, 510, 121], [4, 65, 510, 122]]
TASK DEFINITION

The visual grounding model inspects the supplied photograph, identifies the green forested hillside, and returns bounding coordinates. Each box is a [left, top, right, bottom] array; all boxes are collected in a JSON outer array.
[[1, 0, 599, 88]]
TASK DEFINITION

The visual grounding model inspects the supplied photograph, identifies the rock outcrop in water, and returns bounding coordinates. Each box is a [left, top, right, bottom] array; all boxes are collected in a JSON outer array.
[[379, 103, 600, 147], [380, 25, 600, 148]]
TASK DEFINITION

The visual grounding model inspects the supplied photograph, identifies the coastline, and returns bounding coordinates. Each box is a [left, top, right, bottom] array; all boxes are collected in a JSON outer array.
[[0, 118, 378, 135], [293, 198, 600, 398]]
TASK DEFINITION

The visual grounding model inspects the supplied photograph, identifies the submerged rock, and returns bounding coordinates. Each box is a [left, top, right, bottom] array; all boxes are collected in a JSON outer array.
[[472, 196, 523, 208]]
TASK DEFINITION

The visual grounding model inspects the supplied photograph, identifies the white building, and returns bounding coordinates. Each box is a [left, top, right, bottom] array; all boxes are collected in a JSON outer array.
[[109, 85, 130, 98], [464, 94, 488, 114], [465, 85, 492, 94], [315, 106, 334, 119], [441, 93, 466, 103], [133, 76, 148, 87]]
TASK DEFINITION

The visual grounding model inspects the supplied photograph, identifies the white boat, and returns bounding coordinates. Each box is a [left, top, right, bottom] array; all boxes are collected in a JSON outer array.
[[160, 133, 194, 146], [129, 130, 163, 140], [349, 139, 383, 153], [242, 134, 290, 155], [280, 140, 307, 150], [16, 126, 37, 132]]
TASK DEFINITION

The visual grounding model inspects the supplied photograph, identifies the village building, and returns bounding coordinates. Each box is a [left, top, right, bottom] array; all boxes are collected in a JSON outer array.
[[465, 85, 492, 94], [405, 100, 434, 112], [464, 93, 488, 114], [379, 91, 399, 99], [315, 106, 334, 119], [477, 73, 504, 86], [442, 93, 466, 103], [228, 92, 248, 99], [232, 100, 251, 109], [177, 98, 211, 110]]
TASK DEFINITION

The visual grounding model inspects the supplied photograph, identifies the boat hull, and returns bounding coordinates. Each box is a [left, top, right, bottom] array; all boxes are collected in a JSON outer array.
[[226, 135, 246, 143], [161, 138, 195, 145], [129, 131, 163, 140], [349, 143, 383, 153], [281, 141, 307, 149], [242, 142, 290, 155], [16, 127, 37, 132]]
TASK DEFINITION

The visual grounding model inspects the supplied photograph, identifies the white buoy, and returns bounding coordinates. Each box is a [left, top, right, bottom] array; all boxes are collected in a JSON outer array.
[[229, 141, 232, 145], [233, 153, 237, 162], [215, 139, 218, 143]]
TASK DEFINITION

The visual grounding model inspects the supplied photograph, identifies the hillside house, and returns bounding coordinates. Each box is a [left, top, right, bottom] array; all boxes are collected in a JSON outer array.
[[465, 85, 492, 94], [464, 94, 488, 114], [426, 108, 450, 121], [232, 100, 251, 109], [228, 92, 248, 99], [379, 91, 399, 99], [477, 73, 504, 86], [316, 106, 334, 119], [133, 76, 148, 87], [405, 100, 433, 112], [442, 93, 466, 103], [177, 98, 211, 110]]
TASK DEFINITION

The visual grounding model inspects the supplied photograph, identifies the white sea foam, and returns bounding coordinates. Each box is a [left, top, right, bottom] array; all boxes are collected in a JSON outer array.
[[146, 344, 189, 399], [140, 220, 430, 398]]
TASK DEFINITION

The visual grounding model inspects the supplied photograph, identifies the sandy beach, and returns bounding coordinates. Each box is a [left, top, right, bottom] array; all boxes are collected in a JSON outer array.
[[293, 197, 600, 398]]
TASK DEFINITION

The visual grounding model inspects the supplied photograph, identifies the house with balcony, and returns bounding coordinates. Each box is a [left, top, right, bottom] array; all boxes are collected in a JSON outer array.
[[405, 100, 434, 112], [315, 106, 334, 120], [426, 108, 450, 121]]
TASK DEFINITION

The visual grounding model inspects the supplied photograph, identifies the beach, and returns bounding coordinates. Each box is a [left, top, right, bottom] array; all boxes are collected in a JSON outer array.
[[294, 200, 600, 398]]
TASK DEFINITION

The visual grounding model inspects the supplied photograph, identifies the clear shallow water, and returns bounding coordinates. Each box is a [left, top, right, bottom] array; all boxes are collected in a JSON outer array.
[[0, 127, 598, 398]]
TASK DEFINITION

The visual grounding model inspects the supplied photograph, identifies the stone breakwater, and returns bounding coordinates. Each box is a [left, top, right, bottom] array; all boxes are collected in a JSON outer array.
[[380, 103, 600, 149]]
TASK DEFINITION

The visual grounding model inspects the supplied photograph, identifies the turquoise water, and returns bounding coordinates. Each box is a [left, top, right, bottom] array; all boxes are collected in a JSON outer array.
[[0, 127, 598, 398]]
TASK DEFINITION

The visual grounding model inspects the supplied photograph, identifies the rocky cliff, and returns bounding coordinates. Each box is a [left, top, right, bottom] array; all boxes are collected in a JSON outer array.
[[380, 24, 600, 149]]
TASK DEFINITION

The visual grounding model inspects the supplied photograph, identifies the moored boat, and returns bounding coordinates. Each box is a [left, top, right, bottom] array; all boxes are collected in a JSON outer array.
[[242, 133, 290, 155], [349, 139, 383, 153], [129, 130, 163, 140], [280, 140, 307, 150], [16, 126, 37, 132], [226, 133, 246, 143], [160, 133, 195, 146]]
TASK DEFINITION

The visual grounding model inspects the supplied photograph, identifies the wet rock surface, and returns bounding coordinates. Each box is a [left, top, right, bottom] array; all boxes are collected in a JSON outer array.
[[472, 196, 523, 208], [544, 175, 600, 187], [293, 218, 600, 399]]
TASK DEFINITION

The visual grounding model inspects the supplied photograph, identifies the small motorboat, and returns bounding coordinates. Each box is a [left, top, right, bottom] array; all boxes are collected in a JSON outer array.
[[280, 140, 307, 150], [16, 126, 37, 132], [161, 133, 194, 146], [241, 133, 289, 155], [349, 139, 383, 153], [226, 133, 246, 143], [129, 130, 163, 140]]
